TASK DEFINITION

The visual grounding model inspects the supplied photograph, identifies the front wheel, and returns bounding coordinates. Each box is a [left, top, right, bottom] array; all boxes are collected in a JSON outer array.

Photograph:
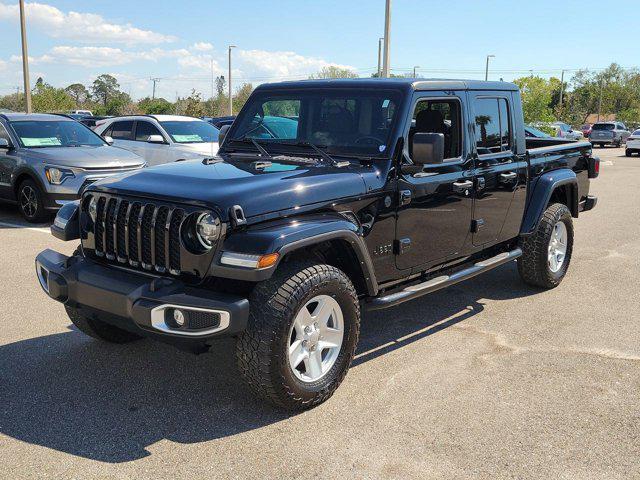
[[236, 261, 360, 410], [626, 149, 632, 157], [518, 203, 574, 289], [18, 179, 49, 223]]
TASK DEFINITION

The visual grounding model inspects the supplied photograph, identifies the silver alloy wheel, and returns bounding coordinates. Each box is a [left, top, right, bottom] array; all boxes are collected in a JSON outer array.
[[548, 221, 568, 273], [288, 294, 344, 383], [20, 185, 38, 218]]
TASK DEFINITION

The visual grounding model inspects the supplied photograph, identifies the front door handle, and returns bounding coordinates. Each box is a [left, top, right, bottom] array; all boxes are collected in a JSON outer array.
[[500, 172, 517, 181]]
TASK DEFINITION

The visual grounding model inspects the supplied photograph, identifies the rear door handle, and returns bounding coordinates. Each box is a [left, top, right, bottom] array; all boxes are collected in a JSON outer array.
[[453, 180, 473, 189], [500, 172, 517, 181]]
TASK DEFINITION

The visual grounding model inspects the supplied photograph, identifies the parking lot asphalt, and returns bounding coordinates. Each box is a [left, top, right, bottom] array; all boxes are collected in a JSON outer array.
[[0, 147, 638, 479]]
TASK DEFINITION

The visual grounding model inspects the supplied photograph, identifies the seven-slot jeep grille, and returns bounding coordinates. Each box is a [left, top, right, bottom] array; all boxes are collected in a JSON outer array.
[[87, 195, 185, 275]]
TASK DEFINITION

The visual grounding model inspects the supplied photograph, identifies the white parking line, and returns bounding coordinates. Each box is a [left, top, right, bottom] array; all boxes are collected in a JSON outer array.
[[0, 221, 50, 234]]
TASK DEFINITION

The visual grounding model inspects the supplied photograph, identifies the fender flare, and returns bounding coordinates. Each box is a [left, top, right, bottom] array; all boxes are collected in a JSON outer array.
[[520, 169, 578, 236], [209, 215, 379, 296], [11, 166, 47, 201]]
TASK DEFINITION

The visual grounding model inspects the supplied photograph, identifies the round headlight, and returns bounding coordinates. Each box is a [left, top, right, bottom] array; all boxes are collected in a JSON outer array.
[[196, 213, 220, 248], [88, 196, 98, 221]]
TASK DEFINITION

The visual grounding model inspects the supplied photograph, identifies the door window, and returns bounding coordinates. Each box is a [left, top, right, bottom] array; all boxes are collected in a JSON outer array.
[[110, 121, 134, 140], [473, 98, 511, 154], [409, 99, 462, 160], [135, 121, 163, 141]]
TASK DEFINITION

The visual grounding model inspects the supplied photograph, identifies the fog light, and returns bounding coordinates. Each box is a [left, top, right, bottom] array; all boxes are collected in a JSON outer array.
[[173, 309, 186, 327]]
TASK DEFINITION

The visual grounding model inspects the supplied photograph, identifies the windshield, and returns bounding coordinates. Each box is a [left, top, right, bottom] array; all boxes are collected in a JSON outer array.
[[525, 126, 551, 138], [632, 130, 640, 136], [11, 120, 106, 148], [160, 121, 220, 143], [592, 123, 615, 131], [228, 89, 403, 157]]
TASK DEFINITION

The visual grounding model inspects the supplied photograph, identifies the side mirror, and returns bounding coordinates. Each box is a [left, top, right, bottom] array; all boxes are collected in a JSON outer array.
[[412, 133, 445, 165], [147, 134, 165, 144], [0, 138, 11, 149], [218, 124, 231, 145], [103, 136, 114, 145]]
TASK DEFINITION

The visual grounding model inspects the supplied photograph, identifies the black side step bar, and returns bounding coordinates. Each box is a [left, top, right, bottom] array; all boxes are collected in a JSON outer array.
[[365, 248, 522, 311]]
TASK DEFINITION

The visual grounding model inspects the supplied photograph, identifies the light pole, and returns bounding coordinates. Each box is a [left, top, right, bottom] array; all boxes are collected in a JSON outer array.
[[377, 37, 384, 77], [413, 66, 420, 78], [484, 55, 495, 81], [19, 0, 32, 113], [382, 0, 392, 78], [228, 45, 236, 116]]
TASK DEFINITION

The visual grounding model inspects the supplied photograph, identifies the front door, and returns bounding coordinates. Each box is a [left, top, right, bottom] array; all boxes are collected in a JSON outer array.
[[469, 94, 521, 246], [395, 93, 474, 271]]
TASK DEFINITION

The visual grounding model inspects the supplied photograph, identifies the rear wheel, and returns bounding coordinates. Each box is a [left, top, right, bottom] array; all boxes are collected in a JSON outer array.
[[17, 179, 49, 223], [236, 260, 360, 410], [518, 203, 574, 289], [626, 149, 632, 157]]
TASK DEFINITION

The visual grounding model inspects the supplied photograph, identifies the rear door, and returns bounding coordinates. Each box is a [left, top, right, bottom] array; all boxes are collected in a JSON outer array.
[[395, 91, 474, 271], [469, 94, 521, 246]]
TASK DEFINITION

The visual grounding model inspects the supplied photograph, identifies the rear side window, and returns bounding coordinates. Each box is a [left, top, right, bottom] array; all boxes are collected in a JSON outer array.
[[473, 98, 511, 154], [110, 121, 134, 140], [135, 121, 162, 141]]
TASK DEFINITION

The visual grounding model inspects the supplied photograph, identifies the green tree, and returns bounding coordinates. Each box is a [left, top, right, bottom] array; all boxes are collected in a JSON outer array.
[[232, 83, 254, 114], [31, 81, 75, 112], [513, 75, 556, 124], [138, 97, 174, 114], [309, 66, 358, 79], [91, 74, 121, 107], [65, 83, 90, 106], [183, 89, 205, 117]]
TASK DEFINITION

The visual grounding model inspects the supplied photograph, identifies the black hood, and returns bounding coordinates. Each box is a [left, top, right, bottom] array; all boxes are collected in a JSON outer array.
[[89, 156, 371, 220]]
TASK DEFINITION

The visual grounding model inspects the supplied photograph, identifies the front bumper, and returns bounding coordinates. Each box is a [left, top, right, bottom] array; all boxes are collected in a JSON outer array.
[[35, 249, 249, 347], [579, 195, 598, 212]]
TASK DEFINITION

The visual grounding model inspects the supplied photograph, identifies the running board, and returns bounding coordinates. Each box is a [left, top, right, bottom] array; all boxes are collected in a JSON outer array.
[[365, 248, 522, 311]]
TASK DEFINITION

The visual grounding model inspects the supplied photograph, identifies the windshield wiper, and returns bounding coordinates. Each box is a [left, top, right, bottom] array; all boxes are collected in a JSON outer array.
[[228, 137, 273, 159], [295, 141, 350, 167]]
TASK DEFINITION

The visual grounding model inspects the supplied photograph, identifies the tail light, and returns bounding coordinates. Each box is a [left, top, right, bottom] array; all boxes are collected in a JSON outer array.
[[588, 155, 600, 179]]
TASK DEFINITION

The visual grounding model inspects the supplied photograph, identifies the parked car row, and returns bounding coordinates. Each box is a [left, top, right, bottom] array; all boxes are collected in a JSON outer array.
[[0, 112, 221, 221]]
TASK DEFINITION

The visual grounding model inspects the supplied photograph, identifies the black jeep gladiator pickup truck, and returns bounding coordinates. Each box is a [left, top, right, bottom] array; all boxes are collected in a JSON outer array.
[[35, 79, 599, 410]]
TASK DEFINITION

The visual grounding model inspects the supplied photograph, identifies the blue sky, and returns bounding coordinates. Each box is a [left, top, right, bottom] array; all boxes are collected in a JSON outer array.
[[0, 0, 636, 100]]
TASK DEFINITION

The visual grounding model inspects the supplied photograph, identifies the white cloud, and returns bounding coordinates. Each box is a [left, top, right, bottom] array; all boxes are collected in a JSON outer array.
[[191, 42, 214, 52], [0, 2, 176, 45], [237, 49, 355, 82], [10, 46, 191, 68]]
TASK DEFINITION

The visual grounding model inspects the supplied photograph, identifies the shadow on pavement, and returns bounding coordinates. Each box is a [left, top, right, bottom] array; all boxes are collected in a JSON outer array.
[[0, 262, 535, 463], [0, 203, 51, 229]]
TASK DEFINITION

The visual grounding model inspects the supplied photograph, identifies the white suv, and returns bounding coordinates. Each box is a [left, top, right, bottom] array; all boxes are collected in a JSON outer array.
[[95, 115, 219, 166]]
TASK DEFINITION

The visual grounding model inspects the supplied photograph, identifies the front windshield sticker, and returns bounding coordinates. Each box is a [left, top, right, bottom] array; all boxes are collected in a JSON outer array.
[[173, 134, 203, 142], [22, 137, 62, 147]]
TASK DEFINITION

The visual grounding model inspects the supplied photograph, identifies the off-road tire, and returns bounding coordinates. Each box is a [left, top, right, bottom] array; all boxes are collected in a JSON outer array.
[[66, 305, 142, 343], [18, 179, 49, 223], [518, 203, 574, 289], [236, 260, 360, 410]]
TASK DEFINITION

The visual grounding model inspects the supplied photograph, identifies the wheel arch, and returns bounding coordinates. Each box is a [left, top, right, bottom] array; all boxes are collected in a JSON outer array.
[[212, 216, 379, 297], [520, 169, 578, 236], [12, 167, 47, 201]]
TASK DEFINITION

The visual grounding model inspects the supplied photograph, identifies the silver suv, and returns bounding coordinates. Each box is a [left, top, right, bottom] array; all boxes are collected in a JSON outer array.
[[0, 113, 145, 222], [589, 122, 631, 147]]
